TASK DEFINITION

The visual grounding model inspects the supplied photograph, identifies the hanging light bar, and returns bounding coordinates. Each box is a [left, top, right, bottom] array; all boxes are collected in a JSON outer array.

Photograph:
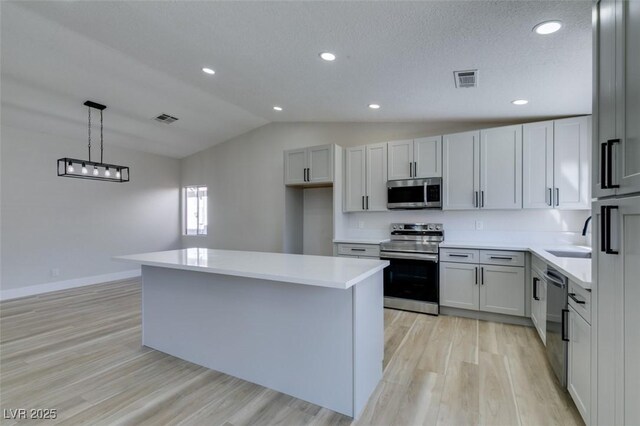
[[57, 101, 130, 183]]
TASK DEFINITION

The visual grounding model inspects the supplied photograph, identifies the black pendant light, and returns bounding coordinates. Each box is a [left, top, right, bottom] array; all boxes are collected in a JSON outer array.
[[57, 101, 130, 182]]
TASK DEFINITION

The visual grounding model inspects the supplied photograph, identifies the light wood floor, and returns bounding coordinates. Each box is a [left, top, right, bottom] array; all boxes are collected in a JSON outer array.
[[0, 279, 583, 425]]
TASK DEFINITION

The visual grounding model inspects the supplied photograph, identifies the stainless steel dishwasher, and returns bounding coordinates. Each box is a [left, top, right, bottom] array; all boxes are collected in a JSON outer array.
[[544, 266, 569, 387]]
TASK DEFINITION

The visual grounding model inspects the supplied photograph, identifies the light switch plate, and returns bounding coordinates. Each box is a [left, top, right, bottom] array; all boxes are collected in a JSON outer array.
[[475, 220, 484, 230]]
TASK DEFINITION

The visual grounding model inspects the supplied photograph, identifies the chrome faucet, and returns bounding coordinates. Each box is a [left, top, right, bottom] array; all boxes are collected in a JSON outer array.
[[582, 216, 592, 236]]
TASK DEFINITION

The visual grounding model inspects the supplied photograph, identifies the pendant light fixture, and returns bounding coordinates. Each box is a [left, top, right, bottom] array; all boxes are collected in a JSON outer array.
[[57, 101, 130, 182]]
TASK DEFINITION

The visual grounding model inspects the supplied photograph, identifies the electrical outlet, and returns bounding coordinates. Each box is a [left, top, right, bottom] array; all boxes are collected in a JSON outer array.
[[51, 268, 60, 277], [475, 220, 484, 230], [358, 221, 365, 229]]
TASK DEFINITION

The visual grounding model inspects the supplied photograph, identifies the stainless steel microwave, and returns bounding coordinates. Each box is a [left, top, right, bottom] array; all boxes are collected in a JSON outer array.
[[387, 177, 442, 210]]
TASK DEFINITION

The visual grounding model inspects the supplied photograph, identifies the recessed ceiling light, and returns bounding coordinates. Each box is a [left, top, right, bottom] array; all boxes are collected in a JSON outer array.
[[533, 20, 562, 35], [273, 106, 283, 111], [202, 67, 215, 75], [368, 104, 381, 109], [512, 99, 529, 106], [319, 52, 336, 61]]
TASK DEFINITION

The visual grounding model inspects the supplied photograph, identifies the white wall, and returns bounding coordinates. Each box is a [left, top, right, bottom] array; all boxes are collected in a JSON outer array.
[[0, 125, 181, 296], [180, 120, 560, 252]]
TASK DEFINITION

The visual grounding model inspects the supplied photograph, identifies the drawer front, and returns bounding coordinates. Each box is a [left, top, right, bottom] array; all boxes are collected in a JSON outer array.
[[532, 254, 547, 275], [480, 250, 525, 267], [440, 248, 480, 264], [337, 244, 380, 258], [568, 280, 591, 324]]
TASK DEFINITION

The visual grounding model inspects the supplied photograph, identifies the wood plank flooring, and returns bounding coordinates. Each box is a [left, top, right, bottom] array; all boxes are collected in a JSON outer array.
[[0, 279, 583, 425]]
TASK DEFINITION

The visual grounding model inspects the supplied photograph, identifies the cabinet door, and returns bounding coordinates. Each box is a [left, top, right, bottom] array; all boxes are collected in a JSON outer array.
[[479, 265, 525, 316], [616, 0, 640, 195], [568, 307, 591, 425], [284, 148, 307, 185], [442, 131, 480, 210], [366, 143, 388, 211], [554, 117, 591, 210], [523, 121, 554, 209], [414, 136, 442, 178], [387, 140, 414, 180], [308, 145, 334, 183], [344, 147, 366, 212], [593, 0, 618, 199], [439, 262, 479, 310], [480, 125, 523, 210]]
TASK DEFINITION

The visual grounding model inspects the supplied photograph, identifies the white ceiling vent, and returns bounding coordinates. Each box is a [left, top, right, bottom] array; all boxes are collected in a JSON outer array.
[[454, 70, 478, 88], [154, 113, 179, 124]]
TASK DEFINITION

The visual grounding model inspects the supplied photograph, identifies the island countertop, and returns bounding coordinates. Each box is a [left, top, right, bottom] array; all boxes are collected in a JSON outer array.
[[114, 248, 389, 290]]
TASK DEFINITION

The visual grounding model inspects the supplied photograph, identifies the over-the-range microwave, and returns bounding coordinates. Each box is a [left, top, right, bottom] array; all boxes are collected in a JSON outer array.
[[387, 177, 442, 210]]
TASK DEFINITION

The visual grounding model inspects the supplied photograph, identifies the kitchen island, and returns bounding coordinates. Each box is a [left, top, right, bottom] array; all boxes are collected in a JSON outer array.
[[114, 248, 389, 418]]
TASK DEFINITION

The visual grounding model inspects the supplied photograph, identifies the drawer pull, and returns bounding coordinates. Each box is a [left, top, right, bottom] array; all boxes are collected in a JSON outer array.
[[490, 256, 513, 260], [350, 248, 367, 252], [448, 254, 470, 258], [569, 293, 586, 305]]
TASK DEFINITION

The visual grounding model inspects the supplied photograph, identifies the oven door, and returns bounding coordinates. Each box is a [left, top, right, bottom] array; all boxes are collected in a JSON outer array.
[[380, 252, 439, 315]]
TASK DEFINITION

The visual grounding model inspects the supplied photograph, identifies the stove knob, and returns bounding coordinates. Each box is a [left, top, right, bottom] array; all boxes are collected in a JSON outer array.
[[427, 224, 434, 230]]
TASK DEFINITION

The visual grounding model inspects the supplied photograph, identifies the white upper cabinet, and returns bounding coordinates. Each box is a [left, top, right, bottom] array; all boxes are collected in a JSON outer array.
[[414, 136, 442, 178], [365, 142, 388, 211], [284, 148, 308, 185], [523, 118, 590, 210], [344, 143, 388, 212], [594, 0, 640, 197], [443, 131, 480, 210], [388, 137, 442, 180], [554, 117, 591, 210], [308, 145, 333, 183], [523, 121, 555, 209], [480, 125, 523, 210], [344, 146, 366, 212], [387, 140, 413, 180], [284, 144, 334, 186]]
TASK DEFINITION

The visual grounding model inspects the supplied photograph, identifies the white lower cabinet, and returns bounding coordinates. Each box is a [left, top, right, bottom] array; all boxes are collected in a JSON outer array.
[[479, 265, 525, 316], [440, 249, 525, 317], [568, 305, 591, 425], [531, 268, 547, 344], [440, 262, 479, 310]]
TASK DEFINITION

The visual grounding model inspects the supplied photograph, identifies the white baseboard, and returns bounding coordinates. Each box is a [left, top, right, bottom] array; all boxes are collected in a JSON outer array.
[[0, 269, 141, 301]]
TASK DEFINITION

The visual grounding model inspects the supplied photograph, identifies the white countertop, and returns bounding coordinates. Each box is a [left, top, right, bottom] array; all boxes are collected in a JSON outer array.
[[333, 238, 389, 245], [114, 248, 389, 290], [441, 241, 592, 289]]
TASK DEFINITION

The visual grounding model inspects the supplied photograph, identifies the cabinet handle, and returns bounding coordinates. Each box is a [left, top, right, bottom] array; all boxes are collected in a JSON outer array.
[[475, 267, 478, 285], [480, 267, 484, 285], [490, 256, 513, 260], [448, 254, 470, 258], [474, 191, 479, 208], [607, 139, 620, 189], [481, 191, 485, 208], [362, 196, 365, 210], [568, 293, 585, 304], [601, 142, 609, 189], [409, 162, 413, 177], [600, 205, 619, 255], [555, 188, 559, 206], [561, 309, 570, 342], [350, 248, 366, 252], [533, 277, 540, 301], [547, 188, 552, 206], [414, 161, 418, 177], [366, 195, 369, 210]]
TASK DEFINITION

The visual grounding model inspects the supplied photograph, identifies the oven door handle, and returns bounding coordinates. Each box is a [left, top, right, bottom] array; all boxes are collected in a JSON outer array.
[[380, 252, 438, 262]]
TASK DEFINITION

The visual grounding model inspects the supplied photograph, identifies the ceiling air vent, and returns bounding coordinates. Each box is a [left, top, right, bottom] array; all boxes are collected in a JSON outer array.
[[154, 113, 179, 124], [453, 70, 478, 88]]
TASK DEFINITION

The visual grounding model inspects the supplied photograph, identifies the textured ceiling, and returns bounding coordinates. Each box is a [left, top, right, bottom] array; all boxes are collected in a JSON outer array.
[[1, 1, 592, 158]]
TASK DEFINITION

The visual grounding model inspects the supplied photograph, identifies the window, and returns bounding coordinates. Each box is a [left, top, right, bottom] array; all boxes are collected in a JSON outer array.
[[184, 186, 207, 235]]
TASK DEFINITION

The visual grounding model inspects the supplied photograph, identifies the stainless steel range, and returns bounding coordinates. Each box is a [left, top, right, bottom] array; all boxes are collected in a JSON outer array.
[[380, 223, 444, 315]]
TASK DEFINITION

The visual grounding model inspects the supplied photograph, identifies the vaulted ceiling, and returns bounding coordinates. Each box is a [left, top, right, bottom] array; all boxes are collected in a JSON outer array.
[[1, 1, 591, 158]]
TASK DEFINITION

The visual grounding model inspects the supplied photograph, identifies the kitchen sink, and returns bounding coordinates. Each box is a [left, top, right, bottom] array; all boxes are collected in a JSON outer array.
[[546, 250, 592, 259]]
